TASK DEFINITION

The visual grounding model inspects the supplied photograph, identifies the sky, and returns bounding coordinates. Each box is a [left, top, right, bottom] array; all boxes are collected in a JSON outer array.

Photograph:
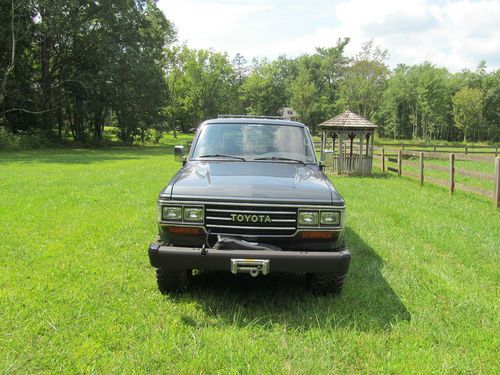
[[157, 0, 500, 71]]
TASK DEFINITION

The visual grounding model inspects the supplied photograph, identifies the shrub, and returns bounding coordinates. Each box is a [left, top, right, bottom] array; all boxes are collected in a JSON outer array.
[[0, 127, 55, 150]]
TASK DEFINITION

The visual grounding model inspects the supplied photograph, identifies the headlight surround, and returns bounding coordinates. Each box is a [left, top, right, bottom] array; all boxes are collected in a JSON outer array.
[[298, 211, 319, 226], [320, 211, 340, 226], [162, 206, 182, 221], [183, 207, 204, 222]]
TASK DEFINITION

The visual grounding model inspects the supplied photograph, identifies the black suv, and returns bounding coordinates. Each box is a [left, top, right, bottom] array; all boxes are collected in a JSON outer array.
[[148, 116, 351, 293]]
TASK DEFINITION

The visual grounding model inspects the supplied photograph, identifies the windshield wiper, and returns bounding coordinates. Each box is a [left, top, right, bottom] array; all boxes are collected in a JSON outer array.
[[198, 154, 246, 161], [253, 156, 306, 165]]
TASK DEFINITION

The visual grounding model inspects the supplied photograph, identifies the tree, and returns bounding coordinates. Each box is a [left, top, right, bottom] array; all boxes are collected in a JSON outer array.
[[0, 0, 16, 110], [164, 47, 239, 132], [452, 86, 484, 142], [378, 63, 453, 140], [232, 53, 248, 85], [315, 38, 350, 104], [0, 0, 175, 143], [339, 40, 389, 120], [239, 57, 290, 116], [290, 63, 318, 128], [482, 70, 500, 141]]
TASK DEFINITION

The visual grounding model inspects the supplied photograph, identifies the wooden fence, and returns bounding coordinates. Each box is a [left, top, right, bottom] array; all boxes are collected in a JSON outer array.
[[377, 149, 500, 208], [314, 142, 500, 156], [375, 143, 499, 156]]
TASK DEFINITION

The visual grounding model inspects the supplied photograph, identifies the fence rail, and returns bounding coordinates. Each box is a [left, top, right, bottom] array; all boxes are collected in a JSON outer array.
[[375, 143, 499, 156], [378, 148, 500, 208], [393, 150, 495, 162], [316, 141, 499, 154]]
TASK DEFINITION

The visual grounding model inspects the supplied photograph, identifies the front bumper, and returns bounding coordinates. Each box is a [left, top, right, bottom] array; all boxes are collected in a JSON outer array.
[[148, 243, 351, 274]]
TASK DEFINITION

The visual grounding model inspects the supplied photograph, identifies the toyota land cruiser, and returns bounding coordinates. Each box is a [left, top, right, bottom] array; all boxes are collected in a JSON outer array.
[[148, 116, 351, 294]]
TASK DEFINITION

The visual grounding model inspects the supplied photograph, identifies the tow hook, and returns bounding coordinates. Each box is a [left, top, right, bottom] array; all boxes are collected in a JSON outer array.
[[230, 259, 270, 277], [201, 243, 207, 256]]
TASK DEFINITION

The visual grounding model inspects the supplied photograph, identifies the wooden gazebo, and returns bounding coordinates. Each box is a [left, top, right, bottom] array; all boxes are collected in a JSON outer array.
[[318, 111, 378, 175]]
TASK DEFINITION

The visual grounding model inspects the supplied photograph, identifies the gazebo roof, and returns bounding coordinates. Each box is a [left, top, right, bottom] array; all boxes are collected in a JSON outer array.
[[318, 110, 378, 130]]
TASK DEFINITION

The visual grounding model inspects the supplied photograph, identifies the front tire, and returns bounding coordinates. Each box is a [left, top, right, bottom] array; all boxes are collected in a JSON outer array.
[[306, 273, 345, 295], [156, 268, 191, 294]]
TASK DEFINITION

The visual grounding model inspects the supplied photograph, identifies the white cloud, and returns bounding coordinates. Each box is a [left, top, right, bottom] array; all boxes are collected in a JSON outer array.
[[309, 0, 500, 71], [158, 0, 500, 71], [159, 0, 273, 52]]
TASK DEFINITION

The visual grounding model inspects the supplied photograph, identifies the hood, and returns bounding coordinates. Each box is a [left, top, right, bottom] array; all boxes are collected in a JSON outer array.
[[167, 161, 342, 204]]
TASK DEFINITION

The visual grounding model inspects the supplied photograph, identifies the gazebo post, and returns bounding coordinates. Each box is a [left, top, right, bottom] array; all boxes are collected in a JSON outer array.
[[365, 133, 370, 174], [320, 131, 326, 162], [358, 131, 364, 173], [338, 132, 344, 175], [371, 131, 375, 155], [370, 132, 374, 173], [331, 132, 335, 171], [349, 134, 354, 173]]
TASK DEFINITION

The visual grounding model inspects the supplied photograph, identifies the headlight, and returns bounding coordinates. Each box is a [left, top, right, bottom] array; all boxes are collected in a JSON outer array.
[[320, 211, 340, 225], [298, 211, 319, 226], [183, 207, 204, 222], [162, 206, 182, 221]]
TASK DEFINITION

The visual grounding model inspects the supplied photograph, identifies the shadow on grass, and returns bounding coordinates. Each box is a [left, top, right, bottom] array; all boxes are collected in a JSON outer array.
[[0, 145, 176, 165], [177, 228, 411, 332]]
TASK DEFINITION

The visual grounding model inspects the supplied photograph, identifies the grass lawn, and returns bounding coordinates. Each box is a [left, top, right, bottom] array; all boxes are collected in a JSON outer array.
[[1, 147, 499, 373]]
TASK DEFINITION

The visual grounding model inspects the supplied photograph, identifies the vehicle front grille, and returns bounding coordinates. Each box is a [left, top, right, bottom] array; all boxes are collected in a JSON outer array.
[[205, 204, 298, 237]]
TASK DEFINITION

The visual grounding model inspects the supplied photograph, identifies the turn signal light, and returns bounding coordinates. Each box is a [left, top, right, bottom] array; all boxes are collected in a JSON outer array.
[[165, 226, 204, 236], [299, 231, 335, 239]]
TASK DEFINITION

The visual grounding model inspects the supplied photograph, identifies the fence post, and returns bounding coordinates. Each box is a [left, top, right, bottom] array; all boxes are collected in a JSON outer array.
[[495, 147, 498, 157], [433, 146, 437, 152], [381, 148, 385, 172], [494, 157, 500, 208], [397, 149, 402, 176], [465, 146, 468, 155], [449, 153, 455, 194], [420, 152, 424, 186]]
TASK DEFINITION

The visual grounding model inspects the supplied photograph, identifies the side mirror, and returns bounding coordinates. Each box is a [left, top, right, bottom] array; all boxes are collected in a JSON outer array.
[[320, 149, 326, 163], [319, 161, 325, 171], [174, 145, 185, 163]]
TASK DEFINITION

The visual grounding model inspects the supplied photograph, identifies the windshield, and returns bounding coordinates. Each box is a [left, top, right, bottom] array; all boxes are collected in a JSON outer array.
[[191, 123, 316, 163]]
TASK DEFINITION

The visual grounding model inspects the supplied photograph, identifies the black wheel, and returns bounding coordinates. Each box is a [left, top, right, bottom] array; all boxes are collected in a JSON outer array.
[[306, 273, 345, 295], [156, 268, 191, 294]]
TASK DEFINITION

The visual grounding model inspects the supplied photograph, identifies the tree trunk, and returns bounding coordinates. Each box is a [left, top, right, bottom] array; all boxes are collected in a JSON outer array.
[[73, 98, 84, 142], [57, 107, 63, 141], [68, 107, 75, 139], [93, 108, 104, 140], [41, 34, 53, 134], [0, 0, 16, 110]]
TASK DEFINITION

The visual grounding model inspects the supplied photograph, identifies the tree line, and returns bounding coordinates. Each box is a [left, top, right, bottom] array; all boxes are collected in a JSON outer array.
[[0, 0, 173, 145], [1, 0, 499, 147]]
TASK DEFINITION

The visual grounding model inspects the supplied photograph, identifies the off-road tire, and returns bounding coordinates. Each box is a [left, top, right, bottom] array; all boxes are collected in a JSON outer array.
[[156, 268, 191, 294], [306, 273, 345, 295]]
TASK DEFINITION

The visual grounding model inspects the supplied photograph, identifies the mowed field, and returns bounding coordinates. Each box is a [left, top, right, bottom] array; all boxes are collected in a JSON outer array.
[[1, 147, 499, 373]]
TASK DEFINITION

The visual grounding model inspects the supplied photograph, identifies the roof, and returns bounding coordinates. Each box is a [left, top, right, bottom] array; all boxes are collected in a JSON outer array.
[[318, 111, 378, 130], [203, 117, 306, 127]]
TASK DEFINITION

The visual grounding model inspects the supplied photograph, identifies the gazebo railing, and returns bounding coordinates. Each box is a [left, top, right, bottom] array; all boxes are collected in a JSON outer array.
[[323, 151, 373, 174]]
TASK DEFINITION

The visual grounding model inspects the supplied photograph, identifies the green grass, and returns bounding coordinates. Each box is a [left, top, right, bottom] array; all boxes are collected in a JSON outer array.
[[1, 147, 499, 373]]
